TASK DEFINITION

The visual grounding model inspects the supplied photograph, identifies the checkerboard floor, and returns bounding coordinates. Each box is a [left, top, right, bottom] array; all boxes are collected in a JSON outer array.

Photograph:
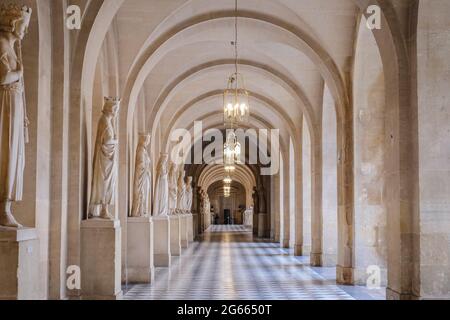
[[123, 225, 385, 300]]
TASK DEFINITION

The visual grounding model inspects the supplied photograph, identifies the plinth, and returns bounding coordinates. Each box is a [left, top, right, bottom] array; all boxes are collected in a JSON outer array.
[[80, 219, 122, 300]]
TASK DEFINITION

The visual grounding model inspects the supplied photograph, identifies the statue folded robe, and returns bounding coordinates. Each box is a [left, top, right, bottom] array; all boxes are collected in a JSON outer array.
[[0, 5, 33, 228], [185, 177, 193, 213], [153, 154, 169, 217], [168, 162, 178, 215], [0, 80, 25, 204], [131, 134, 151, 217], [177, 170, 187, 213], [89, 98, 120, 219]]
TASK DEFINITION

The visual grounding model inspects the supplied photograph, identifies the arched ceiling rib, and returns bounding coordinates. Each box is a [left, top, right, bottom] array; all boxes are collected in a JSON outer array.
[[122, 9, 350, 139]]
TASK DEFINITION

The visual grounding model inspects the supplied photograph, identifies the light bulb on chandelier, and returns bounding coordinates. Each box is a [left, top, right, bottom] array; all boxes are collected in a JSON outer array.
[[223, 175, 232, 184], [223, 131, 241, 166]]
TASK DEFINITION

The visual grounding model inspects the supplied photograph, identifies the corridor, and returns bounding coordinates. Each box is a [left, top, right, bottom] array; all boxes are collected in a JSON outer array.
[[124, 226, 384, 300]]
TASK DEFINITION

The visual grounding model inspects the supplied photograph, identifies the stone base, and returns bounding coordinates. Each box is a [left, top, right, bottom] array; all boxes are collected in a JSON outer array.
[[169, 215, 181, 256], [0, 227, 40, 300], [354, 266, 387, 287], [153, 216, 171, 267], [127, 217, 154, 283], [294, 244, 303, 257], [192, 213, 198, 240], [321, 253, 337, 267], [386, 287, 415, 300], [81, 219, 122, 300], [281, 239, 290, 249], [179, 214, 188, 248], [336, 265, 354, 285], [257, 213, 266, 238], [187, 213, 194, 242], [310, 252, 323, 266], [244, 210, 253, 228]]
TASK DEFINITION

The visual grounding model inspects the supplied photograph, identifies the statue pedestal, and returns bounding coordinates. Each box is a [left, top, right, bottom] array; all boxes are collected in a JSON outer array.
[[192, 213, 198, 239], [258, 213, 267, 238], [153, 216, 171, 267], [0, 227, 40, 300], [244, 210, 253, 228], [187, 213, 194, 242], [126, 217, 154, 283], [169, 215, 181, 256], [80, 219, 122, 300], [179, 214, 189, 248]]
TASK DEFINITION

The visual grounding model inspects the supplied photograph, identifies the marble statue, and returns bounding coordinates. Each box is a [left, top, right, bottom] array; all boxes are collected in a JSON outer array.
[[0, 5, 32, 228], [185, 176, 193, 213], [168, 162, 178, 215], [89, 97, 120, 220], [252, 187, 259, 214], [153, 153, 169, 217], [176, 169, 186, 213], [130, 134, 152, 217]]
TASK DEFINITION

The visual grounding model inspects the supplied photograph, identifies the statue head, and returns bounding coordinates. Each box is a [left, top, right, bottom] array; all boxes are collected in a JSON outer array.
[[138, 133, 151, 147], [0, 5, 32, 40], [186, 176, 193, 185], [103, 97, 121, 117]]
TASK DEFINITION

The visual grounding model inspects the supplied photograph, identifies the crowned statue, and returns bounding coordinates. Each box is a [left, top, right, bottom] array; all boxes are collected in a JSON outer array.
[[168, 161, 178, 215], [185, 176, 193, 214], [131, 134, 152, 217], [176, 169, 187, 214], [153, 153, 169, 217], [0, 4, 32, 228], [89, 97, 120, 220]]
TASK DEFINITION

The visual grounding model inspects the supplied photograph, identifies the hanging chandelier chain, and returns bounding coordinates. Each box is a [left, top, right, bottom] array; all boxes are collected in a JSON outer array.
[[235, 0, 238, 76]]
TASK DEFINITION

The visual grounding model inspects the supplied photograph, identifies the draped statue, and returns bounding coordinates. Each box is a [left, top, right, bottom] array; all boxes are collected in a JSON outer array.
[[0, 5, 32, 228], [152, 153, 169, 217], [168, 162, 178, 215], [176, 169, 186, 213], [130, 134, 152, 217], [185, 176, 193, 213], [89, 97, 120, 220]]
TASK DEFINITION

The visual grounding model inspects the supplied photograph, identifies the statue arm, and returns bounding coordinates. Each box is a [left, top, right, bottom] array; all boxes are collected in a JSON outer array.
[[102, 124, 118, 146], [0, 53, 22, 85]]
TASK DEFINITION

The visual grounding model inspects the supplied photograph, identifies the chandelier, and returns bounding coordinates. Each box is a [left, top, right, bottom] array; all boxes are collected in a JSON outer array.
[[224, 131, 241, 166], [223, 175, 232, 184], [224, 164, 236, 173], [223, 0, 249, 126], [223, 184, 231, 198]]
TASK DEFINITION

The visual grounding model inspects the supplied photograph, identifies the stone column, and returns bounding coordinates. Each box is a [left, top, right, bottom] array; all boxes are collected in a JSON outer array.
[[311, 126, 323, 265], [0, 228, 40, 300], [336, 108, 355, 285], [126, 217, 154, 283], [272, 173, 281, 242], [282, 154, 291, 248], [257, 213, 266, 238], [80, 219, 122, 299], [294, 131, 304, 257]]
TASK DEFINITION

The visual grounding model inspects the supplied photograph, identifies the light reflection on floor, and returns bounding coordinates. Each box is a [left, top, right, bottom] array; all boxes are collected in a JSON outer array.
[[124, 225, 386, 300]]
